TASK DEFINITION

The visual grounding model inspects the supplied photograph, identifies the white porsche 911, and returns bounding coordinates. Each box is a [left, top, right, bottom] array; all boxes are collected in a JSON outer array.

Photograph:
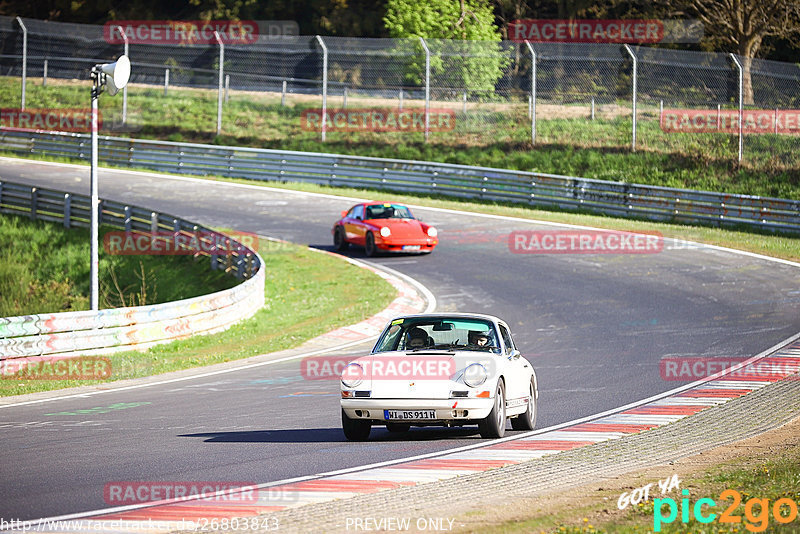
[[340, 313, 538, 441]]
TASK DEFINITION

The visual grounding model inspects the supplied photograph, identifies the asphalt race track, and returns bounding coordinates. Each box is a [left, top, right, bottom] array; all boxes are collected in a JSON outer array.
[[1, 158, 799, 521]]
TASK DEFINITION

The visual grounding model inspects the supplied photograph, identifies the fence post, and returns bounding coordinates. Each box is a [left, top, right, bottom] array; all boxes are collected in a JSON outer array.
[[463, 91, 467, 113], [225, 74, 230, 103], [730, 53, 744, 163], [343, 86, 348, 108], [16, 17, 27, 110], [591, 96, 595, 120], [63, 193, 71, 228], [164, 68, 169, 96], [624, 44, 637, 152], [315, 35, 328, 142], [281, 80, 287, 106], [116, 26, 128, 124], [214, 31, 224, 135], [150, 212, 159, 251], [30, 187, 37, 220], [524, 40, 536, 145], [399, 89, 403, 110], [43, 59, 47, 87], [420, 37, 430, 141]]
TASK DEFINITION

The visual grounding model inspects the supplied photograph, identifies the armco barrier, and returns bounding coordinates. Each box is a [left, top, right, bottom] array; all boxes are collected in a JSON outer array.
[[0, 181, 264, 359], [1, 129, 798, 233]]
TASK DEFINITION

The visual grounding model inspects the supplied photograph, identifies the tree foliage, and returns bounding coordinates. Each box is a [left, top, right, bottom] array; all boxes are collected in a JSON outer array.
[[384, 0, 509, 95], [683, 0, 800, 103]]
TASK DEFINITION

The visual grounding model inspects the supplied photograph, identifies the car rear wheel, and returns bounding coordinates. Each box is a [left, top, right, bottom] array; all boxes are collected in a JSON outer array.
[[333, 226, 349, 251], [365, 232, 377, 257], [478, 379, 506, 438], [342, 409, 371, 441], [386, 423, 410, 433], [511, 380, 537, 431]]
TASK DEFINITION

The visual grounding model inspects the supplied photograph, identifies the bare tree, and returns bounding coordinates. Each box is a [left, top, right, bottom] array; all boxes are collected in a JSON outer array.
[[688, 0, 800, 104]]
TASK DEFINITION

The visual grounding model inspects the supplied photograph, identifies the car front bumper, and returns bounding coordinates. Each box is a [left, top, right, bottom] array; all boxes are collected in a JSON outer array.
[[374, 236, 438, 253], [341, 397, 493, 422]]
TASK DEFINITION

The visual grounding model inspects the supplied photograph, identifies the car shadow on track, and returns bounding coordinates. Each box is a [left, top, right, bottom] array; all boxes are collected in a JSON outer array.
[[179, 427, 516, 443], [308, 243, 424, 259]]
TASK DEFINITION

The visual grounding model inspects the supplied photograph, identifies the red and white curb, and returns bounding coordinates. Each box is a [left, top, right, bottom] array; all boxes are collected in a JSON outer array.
[[15, 339, 800, 533]]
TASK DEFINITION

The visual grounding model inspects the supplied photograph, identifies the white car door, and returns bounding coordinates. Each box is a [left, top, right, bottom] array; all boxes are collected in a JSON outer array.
[[498, 324, 529, 403]]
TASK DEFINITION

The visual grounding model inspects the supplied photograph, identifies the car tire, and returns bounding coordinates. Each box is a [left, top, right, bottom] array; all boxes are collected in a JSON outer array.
[[333, 226, 349, 251], [386, 423, 410, 433], [341, 409, 371, 441], [511, 380, 537, 431], [478, 379, 506, 439], [365, 232, 377, 257]]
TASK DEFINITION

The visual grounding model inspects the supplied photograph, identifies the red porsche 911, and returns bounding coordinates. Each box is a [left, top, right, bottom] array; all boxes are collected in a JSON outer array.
[[332, 202, 438, 256]]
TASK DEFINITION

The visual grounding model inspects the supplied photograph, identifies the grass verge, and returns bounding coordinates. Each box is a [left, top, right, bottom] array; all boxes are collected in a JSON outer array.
[[0, 213, 238, 316], [0, 238, 396, 397]]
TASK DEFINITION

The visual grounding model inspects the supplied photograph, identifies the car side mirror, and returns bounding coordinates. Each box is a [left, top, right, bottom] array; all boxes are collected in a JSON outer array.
[[509, 349, 521, 359], [341, 210, 348, 217]]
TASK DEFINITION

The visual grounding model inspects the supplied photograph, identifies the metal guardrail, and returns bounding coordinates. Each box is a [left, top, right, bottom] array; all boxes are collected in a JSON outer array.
[[0, 180, 265, 359], [1, 129, 798, 234]]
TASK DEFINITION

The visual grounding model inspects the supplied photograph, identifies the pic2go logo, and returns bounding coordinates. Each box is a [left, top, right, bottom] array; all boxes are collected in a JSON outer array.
[[654, 489, 799, 532]]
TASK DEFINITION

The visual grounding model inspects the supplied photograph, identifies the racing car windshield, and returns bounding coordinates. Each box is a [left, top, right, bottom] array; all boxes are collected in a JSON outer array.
[[373, 318, 501, 354], [365, 204, 413, 220]]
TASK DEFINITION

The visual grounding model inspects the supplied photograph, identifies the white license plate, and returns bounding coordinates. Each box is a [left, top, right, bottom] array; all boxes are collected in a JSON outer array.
[[384, 409, 436, 420], [402, 245, 421, 251]]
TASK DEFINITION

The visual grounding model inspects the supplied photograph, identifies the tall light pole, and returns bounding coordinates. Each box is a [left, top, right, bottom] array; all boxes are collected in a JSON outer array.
[[90, 55, 130, 311]]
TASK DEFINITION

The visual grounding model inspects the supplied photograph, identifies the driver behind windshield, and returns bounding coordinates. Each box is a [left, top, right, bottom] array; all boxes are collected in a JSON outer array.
[[406, 327, 429, 349], [468, 330, 492, 347]]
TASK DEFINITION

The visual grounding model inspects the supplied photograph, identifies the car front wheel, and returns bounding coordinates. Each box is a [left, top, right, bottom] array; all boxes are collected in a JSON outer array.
[[478, 379, 506, 438], [365, 232, 377, 257], [511, 380, 537, 430], [333, 226, 349, 251], [342, 409, 371, 441]]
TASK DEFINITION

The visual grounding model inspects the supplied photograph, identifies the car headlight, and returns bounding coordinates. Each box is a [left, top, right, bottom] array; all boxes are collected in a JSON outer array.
[[380, 226, 391, 238], [427, 227, 438, 237], [342, 363, 365, 388], [463, 363, 488, 387]]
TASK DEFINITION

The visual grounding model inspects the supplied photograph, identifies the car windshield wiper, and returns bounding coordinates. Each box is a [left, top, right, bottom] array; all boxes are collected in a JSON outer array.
[[405, 345, 457, 352]]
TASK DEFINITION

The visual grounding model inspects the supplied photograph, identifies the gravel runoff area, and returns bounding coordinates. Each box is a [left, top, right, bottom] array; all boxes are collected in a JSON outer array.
[[192, 360, 800, 534]]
